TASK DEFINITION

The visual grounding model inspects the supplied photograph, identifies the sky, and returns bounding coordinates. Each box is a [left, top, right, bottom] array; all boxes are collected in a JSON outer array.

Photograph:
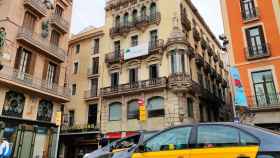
[[71, 0, 224, 37]]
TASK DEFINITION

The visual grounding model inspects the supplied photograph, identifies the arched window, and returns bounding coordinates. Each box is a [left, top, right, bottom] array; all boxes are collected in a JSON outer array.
[[127, 100, 139, 119], [109, 102, 122, 121], [150, 3, 157, 19], [132, 9, 138, 23], [2, 91, 25, 117], [147, 96, 164, 117], [123, 13, 129, 26], [141, 6, 147, 19], [37, 100, 53, 122], [115, 15, 121, 27]]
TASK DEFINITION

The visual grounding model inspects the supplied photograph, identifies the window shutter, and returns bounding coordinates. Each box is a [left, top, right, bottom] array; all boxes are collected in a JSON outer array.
[[54, 64, 60, 84], [42, 59, 49, 80], [28, 52, 36, 75], [258, 26, 266, 48], [245, 28, 252, 50], [14, 47, 22, 69]]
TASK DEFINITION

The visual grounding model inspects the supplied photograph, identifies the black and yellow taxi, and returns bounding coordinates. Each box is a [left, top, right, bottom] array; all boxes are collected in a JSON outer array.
[[132, 122, 280, 158]]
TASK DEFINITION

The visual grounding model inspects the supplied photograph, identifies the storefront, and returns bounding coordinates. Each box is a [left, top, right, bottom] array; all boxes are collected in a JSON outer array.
[[0, 116, 58, 158]]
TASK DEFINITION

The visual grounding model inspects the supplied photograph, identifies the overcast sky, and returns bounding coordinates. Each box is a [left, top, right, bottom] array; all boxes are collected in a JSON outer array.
[[71, 0, 224, 37]]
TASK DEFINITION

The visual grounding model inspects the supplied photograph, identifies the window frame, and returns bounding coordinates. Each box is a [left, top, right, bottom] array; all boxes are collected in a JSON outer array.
[[109, 102, 122, 121], [147, 96, 165, 118], [193, 124, 260, 149], [71, 84, 77, 96], [127, 100, 139, 120]]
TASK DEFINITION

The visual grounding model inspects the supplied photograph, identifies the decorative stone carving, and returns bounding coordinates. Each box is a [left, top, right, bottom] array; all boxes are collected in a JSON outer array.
[[37, 100, 53, 122], [41, 20, 49, 38], [2, 91, 25, 117]]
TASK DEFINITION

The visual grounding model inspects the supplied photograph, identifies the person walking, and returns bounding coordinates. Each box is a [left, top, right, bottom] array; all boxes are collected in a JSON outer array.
[[0, 138, 11, 158]]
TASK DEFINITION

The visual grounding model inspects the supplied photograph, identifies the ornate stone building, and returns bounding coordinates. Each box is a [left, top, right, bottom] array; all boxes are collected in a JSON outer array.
[[0, 0, 73, 157]]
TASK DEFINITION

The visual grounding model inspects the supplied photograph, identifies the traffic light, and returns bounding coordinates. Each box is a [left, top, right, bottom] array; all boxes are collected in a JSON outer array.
[[138, 99, 147, 122]]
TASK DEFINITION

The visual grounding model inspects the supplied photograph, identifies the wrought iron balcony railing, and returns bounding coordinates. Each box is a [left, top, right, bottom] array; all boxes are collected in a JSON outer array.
[[23, 0, 47, 17], [168, 73, 199, 92], [0, 66, 70, 99], [101, 77, 167, 97], [61, 123, 99, 133], [87, 67, 99, 77], [247, 93, 280, 109], [84, 89, 99, 100], [105, 39, 164, 64], [242, 7, 259, 21], [110, 12, 161, 37], [245, 43, 270, 60], [16, 27, 66, 62], [49, 13, 70, 33]]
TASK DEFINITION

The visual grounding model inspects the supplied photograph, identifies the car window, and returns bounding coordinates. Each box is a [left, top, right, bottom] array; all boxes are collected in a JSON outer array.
[[114, 135, 140, 149], [143, 132, 156, 141], [144, 126, 192, 152], [197, 125, 239, 148], [240, 131, 259, 145]]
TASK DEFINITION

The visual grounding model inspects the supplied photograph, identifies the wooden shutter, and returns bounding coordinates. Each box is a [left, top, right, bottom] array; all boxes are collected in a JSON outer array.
[[54, 64, 60, 84], [240, 0, 245, 18], [14, 47, 22, 69], [245, 28, 252, 49], [28, 52, 37, 75], [42, 59, 49, 80]]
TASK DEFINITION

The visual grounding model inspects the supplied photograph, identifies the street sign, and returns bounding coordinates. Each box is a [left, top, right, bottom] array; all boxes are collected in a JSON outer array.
[[55, 112, 62, 126], [138, 99, 147, 122]]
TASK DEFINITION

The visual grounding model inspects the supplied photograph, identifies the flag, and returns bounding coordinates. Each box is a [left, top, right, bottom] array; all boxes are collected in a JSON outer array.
[[230, 67, 248, 107]]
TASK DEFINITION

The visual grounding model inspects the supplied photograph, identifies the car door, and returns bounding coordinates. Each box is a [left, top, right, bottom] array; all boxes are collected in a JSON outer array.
[[190, 125, 260, 158], [132, 126, 193, 158]]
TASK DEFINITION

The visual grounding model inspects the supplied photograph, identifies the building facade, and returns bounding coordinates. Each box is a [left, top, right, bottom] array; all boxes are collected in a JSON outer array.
[[0, 0, 73, 157], [221, 0, 280, 131], [64, 1, 232, 153], [59, 27, 104, 158]]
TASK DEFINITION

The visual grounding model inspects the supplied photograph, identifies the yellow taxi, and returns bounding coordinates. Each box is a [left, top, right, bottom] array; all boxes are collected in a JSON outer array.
[[131, 123, 280, 158]]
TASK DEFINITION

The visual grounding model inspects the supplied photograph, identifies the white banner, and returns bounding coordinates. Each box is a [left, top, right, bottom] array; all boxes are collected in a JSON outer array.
[[124, 43, 149, 60]]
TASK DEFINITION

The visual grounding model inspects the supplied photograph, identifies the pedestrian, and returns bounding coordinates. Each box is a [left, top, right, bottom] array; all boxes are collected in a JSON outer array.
[[0, 138, 11, 158]]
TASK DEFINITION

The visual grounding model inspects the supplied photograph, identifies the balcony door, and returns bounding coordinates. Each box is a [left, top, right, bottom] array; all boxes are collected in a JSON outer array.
[[245, 26, 267, 57], [88, 104, 98, 127], [90, 78, 98, 97], [46, 62, 57, 88], [15, 48, 32, 80], [252, 70, 278, 107], [22, 12, 36, 31], [241, 0, 256, 19], [55, 5, 63, 17]]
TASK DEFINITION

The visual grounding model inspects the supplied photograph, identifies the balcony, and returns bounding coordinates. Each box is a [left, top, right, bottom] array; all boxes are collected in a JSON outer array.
[[242, 7, 259, 22], [106, 0, 137, 11], [61, 123, 99, 134], [84, 89, 99, 101], [105, 39, 164, 64], [49, 13, 70, 34], [247, 93, 280, 111], [23, 0, 47, 18], [245, 43, 270, 60], [0, 66, 70, 102], [101, 77, 167, 97], [87, 68, 99, 78], [181, 11, 191, 32], [110, 12, 161, 38], [16, 27, 66, 62], [168, 73, 199, 92], [199, 86, 224, 105]]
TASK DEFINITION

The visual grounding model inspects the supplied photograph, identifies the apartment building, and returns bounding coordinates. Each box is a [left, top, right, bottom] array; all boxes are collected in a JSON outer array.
[[221, 0, 280, 131], [100, 0, 232, 138], [59, 27, 104, 158], [0, 0, 72, 157]]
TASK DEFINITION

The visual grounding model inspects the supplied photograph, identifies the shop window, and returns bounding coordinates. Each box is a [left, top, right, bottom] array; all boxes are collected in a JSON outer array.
[[127, 100, 139, 119], [109, 102, 122, 121], [37, 100, 53, 122], [2, 91, 25, 117], [147, 96, 164, 117]]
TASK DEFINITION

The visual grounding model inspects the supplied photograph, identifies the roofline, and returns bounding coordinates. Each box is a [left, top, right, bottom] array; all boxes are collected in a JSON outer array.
[[185, 0, 222, 49], [69, 27, 105, 45]]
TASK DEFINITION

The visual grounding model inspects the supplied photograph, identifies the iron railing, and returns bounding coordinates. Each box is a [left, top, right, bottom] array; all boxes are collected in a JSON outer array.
[[23, 0, 47, 17], [242, 7, 259, 21], [101, 77, 167, 97], [247, 93, 280, 108], [84, 89, 99, 100], [49, 13, 70, 33], [0, 66, 70, 98], [16, 27, 66, 61], [245, 43, 270, 60]]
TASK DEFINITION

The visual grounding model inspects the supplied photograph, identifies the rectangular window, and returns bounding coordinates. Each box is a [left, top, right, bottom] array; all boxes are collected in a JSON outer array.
[[171, 52, 185, 74], [75, 44, 80, 54], [93, 38, 99, 54], [50, 30, 60, 47], [69, 110, 75, 126], [187, 98, 194, 118], [46, 63, 57, 87], [90, 78, 98, 97], [92, 57, 99, 75], [252, 70, 278, 107], [245, 26, 267, 58], [150, 30, 158, 44], [55, 5, 63, 17], [114, 41, 121, 59], [129, 68, 138, 84], [111, 72, 119, 88], [72, 84, 77, 96], [73, 62, 78, 74], [88, 104, 97, 126], [23, 12, 36, 31], [149, 64, 159, 80], [131, 35, 138, 47], [240, 0, 257, 20]]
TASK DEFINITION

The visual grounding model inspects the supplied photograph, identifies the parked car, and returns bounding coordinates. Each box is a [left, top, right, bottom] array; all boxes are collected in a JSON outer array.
[[83, 131, 156, 158], [131, 122, 280, 158]]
